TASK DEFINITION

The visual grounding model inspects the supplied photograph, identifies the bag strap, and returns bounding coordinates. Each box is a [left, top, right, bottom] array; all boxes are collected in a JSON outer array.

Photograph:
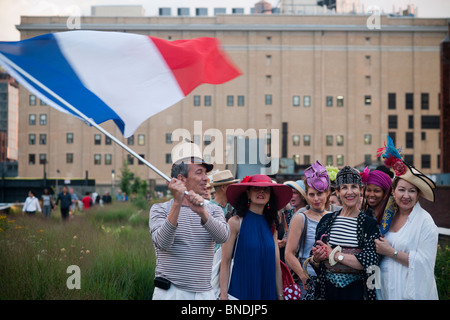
[[295, 212, 308, 260], [232, 217, 242, 259]]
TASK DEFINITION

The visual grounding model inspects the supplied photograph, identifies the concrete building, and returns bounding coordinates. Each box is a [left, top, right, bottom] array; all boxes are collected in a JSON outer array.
[[0, 71, 18, 162], [14, 13, 448, 190]]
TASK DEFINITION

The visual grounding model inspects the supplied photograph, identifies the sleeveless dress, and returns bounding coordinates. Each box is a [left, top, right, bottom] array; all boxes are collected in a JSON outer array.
[[228, 210, 277, 300]]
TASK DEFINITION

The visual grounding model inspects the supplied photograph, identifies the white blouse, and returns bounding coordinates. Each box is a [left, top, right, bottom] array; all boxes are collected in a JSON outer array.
[[377, 202, 439, 300]]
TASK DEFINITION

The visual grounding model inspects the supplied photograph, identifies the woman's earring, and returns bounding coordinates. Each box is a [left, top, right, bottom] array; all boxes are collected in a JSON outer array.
[[247, 199, 250, 207], [266, 202, 270, 210]]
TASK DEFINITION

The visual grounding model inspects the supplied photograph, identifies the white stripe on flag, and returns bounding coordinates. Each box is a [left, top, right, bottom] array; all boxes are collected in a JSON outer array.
[[55, 31, 184, 137]]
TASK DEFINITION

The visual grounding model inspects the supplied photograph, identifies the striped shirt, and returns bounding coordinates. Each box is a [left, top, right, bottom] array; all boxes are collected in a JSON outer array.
[[149, 199, 230, 292], [329, 216, 359, 247]]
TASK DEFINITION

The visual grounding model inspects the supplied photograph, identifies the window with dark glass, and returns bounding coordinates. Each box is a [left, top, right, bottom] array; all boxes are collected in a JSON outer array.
[[421, 93, 429, 110], [405, 93, 414, 109], [388, 93, 396, 109], [405, 132, 414, 149], [388, 115, 397, 129]]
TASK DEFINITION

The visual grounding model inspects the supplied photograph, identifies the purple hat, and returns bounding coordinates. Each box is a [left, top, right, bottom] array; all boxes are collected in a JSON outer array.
[[361, 167, 392, 194], [304, 161, 330, 192]]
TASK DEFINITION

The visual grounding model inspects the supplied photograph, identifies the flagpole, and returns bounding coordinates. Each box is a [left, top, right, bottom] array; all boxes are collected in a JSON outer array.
[[0, 53, 171, 183]]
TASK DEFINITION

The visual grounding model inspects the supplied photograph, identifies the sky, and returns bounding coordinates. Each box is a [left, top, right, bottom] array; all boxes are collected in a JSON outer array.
[[0, 0, 449, 41]]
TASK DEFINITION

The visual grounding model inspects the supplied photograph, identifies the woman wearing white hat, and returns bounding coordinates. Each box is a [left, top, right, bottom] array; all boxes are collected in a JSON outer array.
[[375, 136, 438, 300]]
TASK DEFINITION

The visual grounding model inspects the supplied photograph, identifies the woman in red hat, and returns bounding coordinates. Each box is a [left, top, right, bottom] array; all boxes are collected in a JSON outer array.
[[219, 174, 292, 300]]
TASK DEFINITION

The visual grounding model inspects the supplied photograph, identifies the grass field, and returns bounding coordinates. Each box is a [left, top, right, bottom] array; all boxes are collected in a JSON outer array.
[[0, 199, 448, 300], [0, 200, 157, 300]]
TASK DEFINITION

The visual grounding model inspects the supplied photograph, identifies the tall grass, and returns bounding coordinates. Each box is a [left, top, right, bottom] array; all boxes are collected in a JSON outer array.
[[0, 200, 158, 300]]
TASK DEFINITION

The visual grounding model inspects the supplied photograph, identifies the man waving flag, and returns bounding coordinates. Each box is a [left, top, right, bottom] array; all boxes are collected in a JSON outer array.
[[0, 30, 241, 138]]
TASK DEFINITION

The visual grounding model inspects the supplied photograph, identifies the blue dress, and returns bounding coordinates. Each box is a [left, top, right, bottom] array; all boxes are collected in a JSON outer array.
[[228, 210, 277, 300]]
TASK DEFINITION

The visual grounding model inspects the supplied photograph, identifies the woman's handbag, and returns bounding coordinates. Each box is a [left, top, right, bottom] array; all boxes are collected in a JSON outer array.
[[280, 260, 301, 300]]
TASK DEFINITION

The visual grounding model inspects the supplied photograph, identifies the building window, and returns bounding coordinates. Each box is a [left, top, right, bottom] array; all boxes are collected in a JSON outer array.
[[364, 95, 372, 105], [304, 155, 311, 165], [405, 93, 414, 109], [238, 95, 245, 107], [388, 93, 396, 110], [40, 99, 47, 106], [293, 154, 300, 165], [177, 7, 190, 16], [195, 8, 208, 16], [337, 154, 344, 166], [421, 115, 440, 129], [66, 133, 74, 144], [303, 135, 311, 146], [265, 94, 272, 105], [326, 96, 333, 107], [39, 134, 46, 145], [421, 132, 426, 141], [165, 153, 172, 164], [388, 132, 396, 145], [421, 154, 431, 169], [39, 153, 46, 165], [404, 154, 414, 165], [138, 134, 145, 146], [292, 135, 300, 146], [265, 75, 272, 86], [326, 135, 333, 146], [94, 134, 101, 145], [29, 154, 36, 165], [326, 155, 333, 166], [159, 7, 171, 16], [29, 95, 36, 106], [421, 93, 429, 110], [388, 115, 398, 129], [193, 95, 201, 106], [127, 154, 134, 165], [127, 135, 134, 145], [205, 95, 212, 106], [304, 96, 311, 107], [165, 133, 172, 144], [66, 153, 73, 164], [105, 154, 112, 165], [138, 154, 145, 165], [364, 154, 372, 165], [39, 114, 47, 125], [406, 132, 414, 149], [337, 96, 344, 107], [227, 95, 234, 106], [94, 154, 101, 165], [29, 134, 36, 145], [293, 95, 300, 107], [364, 134, 372, 145], [408, 115, 414, 129], [29, 114, 36, 125], [336, 135, 344, 146], [214, 8, 226, 15], [105, 136, 112, 145]]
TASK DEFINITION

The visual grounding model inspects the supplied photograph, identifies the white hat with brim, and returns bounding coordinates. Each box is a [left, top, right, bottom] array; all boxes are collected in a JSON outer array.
[[283, 180, 306, 199], [171, 142, 213, 172]]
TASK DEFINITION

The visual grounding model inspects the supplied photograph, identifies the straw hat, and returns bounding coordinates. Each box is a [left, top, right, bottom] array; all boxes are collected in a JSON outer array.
[[171, 141, 213, 172], [226, 174, 293, 210], [283, 180, 306, 199], [210, 170, 239, 186]]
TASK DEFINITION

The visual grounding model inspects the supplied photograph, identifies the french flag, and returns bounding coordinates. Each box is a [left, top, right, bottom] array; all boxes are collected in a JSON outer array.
[[0, 31, 241, 137]]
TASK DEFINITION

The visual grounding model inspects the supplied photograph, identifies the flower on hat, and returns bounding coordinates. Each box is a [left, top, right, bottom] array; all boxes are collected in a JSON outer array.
[[326, 165, 339, 183], [391, 159, 407, 176], [241, 176, 251, 183], [360, 166, 370, 184]]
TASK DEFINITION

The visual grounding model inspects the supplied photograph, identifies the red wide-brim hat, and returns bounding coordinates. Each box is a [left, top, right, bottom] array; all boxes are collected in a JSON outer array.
[[226, 174, 293, 210]]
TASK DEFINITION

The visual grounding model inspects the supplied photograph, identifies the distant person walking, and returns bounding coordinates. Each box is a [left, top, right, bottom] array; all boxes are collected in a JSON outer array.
[[41, 188, 55, 219], [56, 186, 72, 221], [22, 190, 41, 216]]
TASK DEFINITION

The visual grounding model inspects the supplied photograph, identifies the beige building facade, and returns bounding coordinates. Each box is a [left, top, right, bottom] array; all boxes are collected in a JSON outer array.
[[15, 14, 447, 187]]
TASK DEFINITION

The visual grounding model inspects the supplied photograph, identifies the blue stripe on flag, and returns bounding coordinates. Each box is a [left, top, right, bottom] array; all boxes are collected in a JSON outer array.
[[0, 33, 125, 134]]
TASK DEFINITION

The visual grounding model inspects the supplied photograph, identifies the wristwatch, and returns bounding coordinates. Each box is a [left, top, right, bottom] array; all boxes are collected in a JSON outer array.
[[337, 254, 344, 262]]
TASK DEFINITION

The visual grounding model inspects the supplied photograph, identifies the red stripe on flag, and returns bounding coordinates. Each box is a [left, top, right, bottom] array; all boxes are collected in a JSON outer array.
[[149, 37, 241, 96]]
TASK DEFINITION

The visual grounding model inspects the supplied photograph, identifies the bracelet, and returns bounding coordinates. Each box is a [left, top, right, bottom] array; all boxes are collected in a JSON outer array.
[[329, 246, 342, 266], [393, 250, 398, 260]]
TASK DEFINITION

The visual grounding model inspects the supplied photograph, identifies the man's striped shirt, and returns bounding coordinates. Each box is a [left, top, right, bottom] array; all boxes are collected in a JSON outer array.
[[149, 199, 230, 292]]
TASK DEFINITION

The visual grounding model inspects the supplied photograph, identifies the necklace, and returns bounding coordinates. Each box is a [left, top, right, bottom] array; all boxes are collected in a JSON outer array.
[[309, 206, 325, 214]]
